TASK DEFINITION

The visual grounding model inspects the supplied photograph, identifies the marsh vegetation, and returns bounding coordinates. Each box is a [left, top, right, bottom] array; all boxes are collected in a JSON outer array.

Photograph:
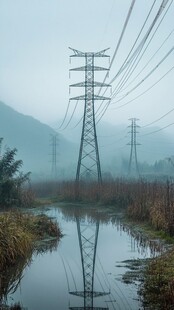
[[32, 178, 174, 309]]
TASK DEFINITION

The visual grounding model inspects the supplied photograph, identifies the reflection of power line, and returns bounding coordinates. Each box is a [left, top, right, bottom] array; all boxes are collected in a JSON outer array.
[[69, 48, 111, 183], [69, 218, 109, 309], [127, 118, 140, 177]]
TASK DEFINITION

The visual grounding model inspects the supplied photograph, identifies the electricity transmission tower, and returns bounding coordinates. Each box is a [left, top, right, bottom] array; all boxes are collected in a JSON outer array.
[[69, 48, 111, 184], [127, 118, 140, 177], [69, 218, 109, 309], [50, 133, 58, 179]]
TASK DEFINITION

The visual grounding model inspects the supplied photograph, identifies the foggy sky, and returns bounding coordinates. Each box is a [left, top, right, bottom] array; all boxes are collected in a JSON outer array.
[[0, 0, 174, 133]]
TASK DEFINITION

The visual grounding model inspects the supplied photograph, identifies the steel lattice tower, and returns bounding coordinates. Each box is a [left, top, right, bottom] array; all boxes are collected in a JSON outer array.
[[50, 133, 58, 179], [69, 48, 111, 184], [69, 218, 109, 310], [127, 118, 140, 177]]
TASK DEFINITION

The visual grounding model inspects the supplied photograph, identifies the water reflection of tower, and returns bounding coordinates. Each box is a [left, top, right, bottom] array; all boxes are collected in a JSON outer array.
[[69, 218, 109, 309]]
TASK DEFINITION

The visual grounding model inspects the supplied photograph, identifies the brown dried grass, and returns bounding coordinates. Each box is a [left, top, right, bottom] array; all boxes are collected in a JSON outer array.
[[0, 210, 62, 271]]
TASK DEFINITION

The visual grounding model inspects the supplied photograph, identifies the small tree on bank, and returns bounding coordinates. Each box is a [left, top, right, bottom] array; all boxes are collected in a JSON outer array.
[[0, 138, 31, 208]]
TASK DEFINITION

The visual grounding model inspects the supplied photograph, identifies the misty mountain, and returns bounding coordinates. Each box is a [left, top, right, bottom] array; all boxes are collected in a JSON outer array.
[[51, 118, 174, 176], [0, 100, 173, 180], [0, 101, 78, 179]]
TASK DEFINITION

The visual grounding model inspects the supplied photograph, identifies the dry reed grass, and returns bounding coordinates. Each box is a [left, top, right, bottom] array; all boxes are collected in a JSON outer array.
[[32, 178, 174, 235], [0, 210, 62, 272]]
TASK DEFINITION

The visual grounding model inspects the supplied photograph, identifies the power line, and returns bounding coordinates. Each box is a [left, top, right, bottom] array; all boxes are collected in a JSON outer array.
[[111, 0, 158, 99], [108, 0, 137, 73], [111, 65, 174, 110], [97, 0, 172, 121], [97, 0, 137, 98], [61, 99, 79, 130], [141, 122, 174, 136], [111, 0, 173, 99], [99, 0, 115, 48], [96, 0, 137, 119], [96, 0, 157, 121], [70, 116, 83, 130], [58, 99, 71, 129], [119, 27, 174, 94], [111, 46, 174, 104], [110, 0, 171, 88], [96, 64, 174, 124], [142, 106, 174, 128]]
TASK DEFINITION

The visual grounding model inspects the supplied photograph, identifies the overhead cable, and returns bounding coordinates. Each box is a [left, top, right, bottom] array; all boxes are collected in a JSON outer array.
[[110, 0, 170, 86], [58, 99, 71, 129], [119, 27, 174, 94], [141, 122, 174, 136], [70, 116, 83, 130], [96, 0, 172, 122], [142, 107, 174, 128], [111, 0, 173, 98], [112, 47, 174, 104], [98, 0, 137, 96], [96, 0, 157, 120], [61, 99, 79, 130], [111, 65, 174, 110], [111, 0, 158, 98]]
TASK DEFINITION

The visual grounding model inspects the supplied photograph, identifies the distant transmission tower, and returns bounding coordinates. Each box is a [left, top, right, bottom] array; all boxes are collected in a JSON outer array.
[[69, 48, 111, 184], [50, 133, 58, 179], [69, 218, 109, 309], [127, 118, 140, 177]]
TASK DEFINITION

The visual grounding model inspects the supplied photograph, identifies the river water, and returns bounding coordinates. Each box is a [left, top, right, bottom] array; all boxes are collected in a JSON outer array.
[[6, 203, 160, 310]]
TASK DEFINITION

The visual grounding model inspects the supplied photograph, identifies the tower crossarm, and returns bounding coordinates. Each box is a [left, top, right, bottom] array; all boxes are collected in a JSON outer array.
[[69, 47, 110, 57], [70, 291, 109, 298], [69, 308, 109, 310], [70, 95, 110, 101], [70, 82, 111, 88], [70, 66, 109, 71]]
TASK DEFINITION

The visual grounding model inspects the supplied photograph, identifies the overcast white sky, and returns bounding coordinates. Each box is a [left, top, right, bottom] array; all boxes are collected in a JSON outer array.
[[0, 0, 174, 131]]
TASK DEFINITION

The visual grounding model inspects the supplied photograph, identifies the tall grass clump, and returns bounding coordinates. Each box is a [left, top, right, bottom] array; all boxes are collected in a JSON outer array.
[[0, 211, 62, 272], [0, 212, 33, 271], [141, 249, 174, 309]]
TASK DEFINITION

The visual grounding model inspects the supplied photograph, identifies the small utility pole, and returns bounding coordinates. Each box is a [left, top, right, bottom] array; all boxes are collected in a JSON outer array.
[[127, 118, 140, 177]]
